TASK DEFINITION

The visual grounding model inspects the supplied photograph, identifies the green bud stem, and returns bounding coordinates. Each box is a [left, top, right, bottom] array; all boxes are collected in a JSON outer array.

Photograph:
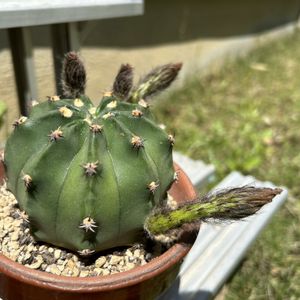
[[145, 186, 282, 237]]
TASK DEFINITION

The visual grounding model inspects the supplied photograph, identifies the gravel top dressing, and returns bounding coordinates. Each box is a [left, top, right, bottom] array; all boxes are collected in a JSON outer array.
[[0, 184, 164, 277]]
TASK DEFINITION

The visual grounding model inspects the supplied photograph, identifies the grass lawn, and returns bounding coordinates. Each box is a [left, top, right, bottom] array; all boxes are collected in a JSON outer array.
[[153, 32, 300, 299]]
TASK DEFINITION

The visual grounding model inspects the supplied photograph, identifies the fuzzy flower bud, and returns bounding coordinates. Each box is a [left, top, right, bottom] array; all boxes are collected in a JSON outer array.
[[61, 52, 86, 98], [145, 186, 282, 240], [130, 63, 182, 102]]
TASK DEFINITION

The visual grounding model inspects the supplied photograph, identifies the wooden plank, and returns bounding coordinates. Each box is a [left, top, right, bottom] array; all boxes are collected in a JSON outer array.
[[159, 171, 288, 300], [0, 0, 143, 29], [7, 27, 37, 116]]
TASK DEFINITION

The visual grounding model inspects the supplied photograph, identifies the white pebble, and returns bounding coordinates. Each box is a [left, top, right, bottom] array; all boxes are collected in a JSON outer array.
[[95, 256, 106, 268]]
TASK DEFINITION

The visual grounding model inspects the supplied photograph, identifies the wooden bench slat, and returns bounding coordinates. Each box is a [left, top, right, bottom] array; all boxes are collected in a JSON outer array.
[[0, 0, 144, 28]]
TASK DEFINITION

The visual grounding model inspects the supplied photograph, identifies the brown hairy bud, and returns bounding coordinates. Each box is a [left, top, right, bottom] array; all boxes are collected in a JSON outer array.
[[61, 52, 86, 98], [195, 186, 282, 220], [113, 64, 133, 100], [130, 63, 182, 102]]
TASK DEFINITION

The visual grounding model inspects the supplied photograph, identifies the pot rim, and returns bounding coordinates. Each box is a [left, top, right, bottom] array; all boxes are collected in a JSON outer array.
[[0, 163, 197, 293]]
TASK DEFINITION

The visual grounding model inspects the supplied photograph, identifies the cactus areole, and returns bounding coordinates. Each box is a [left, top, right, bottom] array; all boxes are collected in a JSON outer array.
[[4, 53, 182, 254]]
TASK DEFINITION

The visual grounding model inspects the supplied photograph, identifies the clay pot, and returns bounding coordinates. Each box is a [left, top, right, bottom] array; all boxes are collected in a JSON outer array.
[[0, 163, 197, 300]]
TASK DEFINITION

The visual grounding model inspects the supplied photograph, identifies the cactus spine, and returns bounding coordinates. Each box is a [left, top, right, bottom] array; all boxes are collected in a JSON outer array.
[[4, 53, 181, 253]]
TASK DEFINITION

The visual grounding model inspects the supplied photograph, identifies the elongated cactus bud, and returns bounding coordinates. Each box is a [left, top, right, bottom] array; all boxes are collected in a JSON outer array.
[[61, 52, 86, 98], [144, 186, 282, 240], [113, 64, 133, 99], [130, 63, 182, 102], [4, 53, 176, 253]]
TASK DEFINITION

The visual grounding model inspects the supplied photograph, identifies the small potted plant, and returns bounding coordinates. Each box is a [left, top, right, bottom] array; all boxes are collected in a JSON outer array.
[[0, 53, 281, 300]]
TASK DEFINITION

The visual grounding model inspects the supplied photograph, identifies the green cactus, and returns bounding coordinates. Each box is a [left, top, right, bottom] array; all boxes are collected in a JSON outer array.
[[4, 53, 180, 254], [4, 52, 282, 255]]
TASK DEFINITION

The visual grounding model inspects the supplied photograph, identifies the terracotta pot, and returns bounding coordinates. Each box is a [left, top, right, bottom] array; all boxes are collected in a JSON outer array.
[[0, 163, 197, 300]]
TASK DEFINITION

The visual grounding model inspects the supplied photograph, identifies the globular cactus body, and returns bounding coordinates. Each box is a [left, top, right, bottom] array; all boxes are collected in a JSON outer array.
[[4, 56, 179, 253], [5, 95, 174, 252]]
